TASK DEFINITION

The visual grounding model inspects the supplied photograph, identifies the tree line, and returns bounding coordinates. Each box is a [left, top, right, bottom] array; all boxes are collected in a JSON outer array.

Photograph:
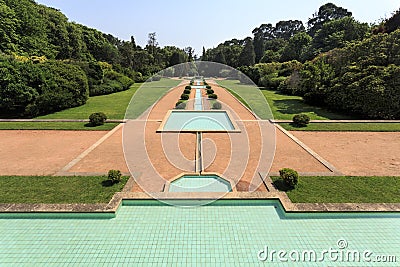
[[202, 3, 400, 119], [0, 0, 193, 117]]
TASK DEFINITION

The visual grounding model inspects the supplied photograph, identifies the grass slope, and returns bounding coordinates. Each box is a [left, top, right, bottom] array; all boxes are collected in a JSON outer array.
[[216, 80, 272, 119], [1, 78, 181, 130], [272, 176, 400, 203], [37, 83, 142, 120], [125, 78, 181, 119], [0, 176, 129, 204], [217, 80, 354, 120]]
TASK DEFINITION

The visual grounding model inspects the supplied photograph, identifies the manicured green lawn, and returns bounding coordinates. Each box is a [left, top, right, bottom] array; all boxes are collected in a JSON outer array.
[[0, 122, 118, 131], [271, 176, 400, 203], [217, 80, 272, 119], [125, 78, 181, 119], [0, 78, 180, 130], [280, 122, 400, 132], [217, 80, 354, 120], [0, 176, 129, 204], [261, 89, 355, 120], [37, 83, 142, 120]]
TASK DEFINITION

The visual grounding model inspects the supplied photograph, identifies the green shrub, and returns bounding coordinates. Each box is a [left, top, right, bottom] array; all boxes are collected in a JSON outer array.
[[175, 101, 186, 109], [108, 169, 121, 184], [206, 85, 211, 89], [183, 89, 191, 94], [212, 101, 222, 109], [279, 168, 299, 188], [180, 94, 189, 100], [152, 75, 162, 81], [208, 94, 218, 99], [206, 89, 214, 94], [185, 85, 192, 90], [292, 114, 310, 127], [89, 112, 107, 126]]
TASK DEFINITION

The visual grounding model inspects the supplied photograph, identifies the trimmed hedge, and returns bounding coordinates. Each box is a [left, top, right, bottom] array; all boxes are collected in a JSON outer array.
[[180, 94, 189, 100], [292, 114, 310, 127], [89, 112, 107, 126], [175, 101, 186, 109], [0, 58, 89, 117], [279, 168, 299, 188], [212, 101, 222, 109], [89, 70, 134, 96], [208, 94, 218, 99]]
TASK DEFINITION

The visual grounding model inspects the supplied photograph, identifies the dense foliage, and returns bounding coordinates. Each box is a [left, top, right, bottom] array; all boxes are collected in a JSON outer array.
[[298, 30, 400, 119], [203, 3, 400, 119], [0, 55, 88, 117], [0, 0, 195, 117]]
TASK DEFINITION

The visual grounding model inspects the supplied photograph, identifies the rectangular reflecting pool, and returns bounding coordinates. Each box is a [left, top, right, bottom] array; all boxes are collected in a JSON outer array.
[[1, 200, 399, 266], [158, 110, 240, 132]]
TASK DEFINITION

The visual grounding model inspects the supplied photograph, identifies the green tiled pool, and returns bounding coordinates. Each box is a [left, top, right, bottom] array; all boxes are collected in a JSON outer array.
[[158, 110, 239, 132], [168, 175, 232, 192], [1, 200, 399, 266]]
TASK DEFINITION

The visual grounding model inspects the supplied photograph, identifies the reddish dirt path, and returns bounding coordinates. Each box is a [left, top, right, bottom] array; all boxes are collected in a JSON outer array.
[[292, 132, 400, 176], [0, 130, 106, 175], [271, 129, 330, 173], [69, 127, 128, 173]]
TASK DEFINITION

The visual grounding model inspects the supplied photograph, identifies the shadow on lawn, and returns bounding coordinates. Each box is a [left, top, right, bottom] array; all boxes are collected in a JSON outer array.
[[101, 180, 114, 187], [272, 179, 295, 192], [273, 99, 354, 120]]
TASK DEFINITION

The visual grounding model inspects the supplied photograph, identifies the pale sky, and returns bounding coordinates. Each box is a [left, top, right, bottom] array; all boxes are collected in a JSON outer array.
[[36, 0, 400, 56]]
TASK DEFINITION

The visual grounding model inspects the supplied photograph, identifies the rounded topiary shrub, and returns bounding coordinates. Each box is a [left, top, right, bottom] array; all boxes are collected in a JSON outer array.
[[108, 169, 121, 184], [279, 168, 299, 188], [175, 101, 186, 109], [183, 89, 191, 95], [152, 75, 162, 81], [185, 85, 191, 90], [208, 94, 218, 99], [180, 94, 189, 100], [292, 114, 310, 127], [89, 112, 107, 126], [212, 101, 222, 110], [206, 89, 214, 94], [206, 85, 211, 89]]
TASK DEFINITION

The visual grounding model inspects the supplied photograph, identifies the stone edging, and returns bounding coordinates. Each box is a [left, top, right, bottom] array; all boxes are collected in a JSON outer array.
[[274, 124, 343, 175], [271, 119, 400, 123]]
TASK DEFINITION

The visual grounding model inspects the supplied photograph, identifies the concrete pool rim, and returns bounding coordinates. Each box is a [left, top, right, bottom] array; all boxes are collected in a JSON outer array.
[[157, 110, 241, 133], [164, 172, 237, 193]]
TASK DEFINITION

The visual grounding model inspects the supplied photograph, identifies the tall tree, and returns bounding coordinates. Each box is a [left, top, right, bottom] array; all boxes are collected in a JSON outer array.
[[252, 23, 274, 62], [238, 37, 255, 66], [280, 32, 312, 62], [274, 20, 305, 40], [146, 32, 158, 58], [201, 46, 207, 61], [185, 47, 194, 61], [214, 49, 227, 65], [307, 3, 352, 36], [384, 8, 400, 33]]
